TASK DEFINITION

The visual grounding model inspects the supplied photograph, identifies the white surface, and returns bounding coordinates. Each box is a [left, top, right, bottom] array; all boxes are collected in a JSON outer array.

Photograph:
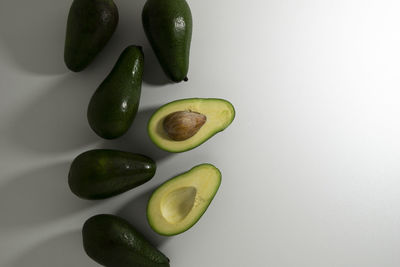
[[1, 0, 400, 266]]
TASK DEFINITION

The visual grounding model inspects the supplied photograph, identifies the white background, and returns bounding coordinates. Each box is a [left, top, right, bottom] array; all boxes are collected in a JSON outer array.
[[1, 0, 400, 266]]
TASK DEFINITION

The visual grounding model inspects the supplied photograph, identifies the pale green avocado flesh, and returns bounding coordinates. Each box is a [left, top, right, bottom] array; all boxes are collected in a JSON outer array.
[[147, 164, 221, 236], [147, 98, 235, 153]]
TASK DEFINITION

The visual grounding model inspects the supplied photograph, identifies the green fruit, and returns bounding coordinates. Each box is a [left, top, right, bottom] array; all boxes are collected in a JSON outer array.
[[83, 214, 170, 267], [147, 164, 221, 236], [148, 98, 235, 153], [88, 46, 144, 139], [142, 0, 192, 82], [68, 149, 156, 200], [64, 0, 118, 72]]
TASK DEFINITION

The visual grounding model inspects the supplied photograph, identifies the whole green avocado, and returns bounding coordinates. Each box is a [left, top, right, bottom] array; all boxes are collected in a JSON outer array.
[[142, 0, 192, 82], [88, 45, 144, 139], [68, 149, 156, 200], [64, 0, 119, 72], [83, 214, 170, 267]]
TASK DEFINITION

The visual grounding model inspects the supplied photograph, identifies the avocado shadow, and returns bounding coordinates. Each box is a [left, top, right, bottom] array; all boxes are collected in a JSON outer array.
[[0, 0, 70, 75], [99, 106, 173, 162], [7, 74, 100, 154], [0, 162, 95, 229], [142, 45, 172, 86], [116, 186, 170, 248], [11, 230, 98, 267]]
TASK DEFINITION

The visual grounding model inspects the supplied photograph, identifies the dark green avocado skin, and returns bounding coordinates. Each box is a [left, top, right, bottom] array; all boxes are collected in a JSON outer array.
[[68, 149, 155, 200], [83, 214, 170, 267], [87, 46, 144, 139], [64, 0, 119, 72], [142, 0, 192, 82]]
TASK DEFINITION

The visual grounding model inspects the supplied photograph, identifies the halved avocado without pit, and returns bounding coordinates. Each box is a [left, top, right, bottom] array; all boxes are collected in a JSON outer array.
[[147, 164, 221, 236], [148, 98, 235, 153]]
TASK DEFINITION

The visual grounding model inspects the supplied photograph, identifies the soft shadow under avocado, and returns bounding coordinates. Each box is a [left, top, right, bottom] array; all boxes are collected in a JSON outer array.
[[0, 162, 95, 229], [99, 106, 173, 162], [116, 186, 170, 248]]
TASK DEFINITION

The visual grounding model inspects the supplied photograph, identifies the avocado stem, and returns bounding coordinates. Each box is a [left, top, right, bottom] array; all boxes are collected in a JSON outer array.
[[184, 77, 189, 82]]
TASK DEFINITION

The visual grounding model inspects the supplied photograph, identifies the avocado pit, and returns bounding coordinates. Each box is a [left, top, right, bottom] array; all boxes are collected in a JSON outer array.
[[163, 111, 206, 141]]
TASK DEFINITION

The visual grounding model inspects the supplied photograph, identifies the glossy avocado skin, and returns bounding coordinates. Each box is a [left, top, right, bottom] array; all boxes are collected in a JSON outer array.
[[83, 214, 170, 267], [68, 149, 156, 200], [142, 0, 192, 82], [88, 46, 144, 139], [64, 0, 118, 72]]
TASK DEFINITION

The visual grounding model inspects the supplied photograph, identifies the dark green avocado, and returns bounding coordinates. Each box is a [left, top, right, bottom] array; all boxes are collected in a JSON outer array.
[[87, 45, 144, 139], [142, 0, 192, 82], [68, 149, 156, 200], [64, 0, 119, 72], [83, 214, 170, 267]]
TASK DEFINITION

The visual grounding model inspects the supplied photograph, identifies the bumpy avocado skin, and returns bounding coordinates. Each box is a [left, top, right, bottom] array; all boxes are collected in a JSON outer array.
[[68, 149, 156, 200], [83, 214, 170, 267], [87, 46, 144, 139], [64, 0, 119, 72], [142, 0, 192, 82]]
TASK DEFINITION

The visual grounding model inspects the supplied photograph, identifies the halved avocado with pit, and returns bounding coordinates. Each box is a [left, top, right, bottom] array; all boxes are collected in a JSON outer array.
[[147, 98, 235, 153], [147, 164, 221, 236]]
